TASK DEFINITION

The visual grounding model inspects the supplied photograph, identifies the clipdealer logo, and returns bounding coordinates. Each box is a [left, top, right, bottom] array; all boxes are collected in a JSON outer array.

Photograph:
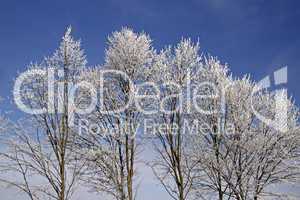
[[13, 66, 289, 133], [251, 67, 288, 133]]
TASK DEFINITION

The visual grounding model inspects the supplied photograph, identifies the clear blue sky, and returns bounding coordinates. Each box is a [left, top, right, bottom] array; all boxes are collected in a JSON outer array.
[[1, 0, 300, 111], [0, 0, 300, 199]]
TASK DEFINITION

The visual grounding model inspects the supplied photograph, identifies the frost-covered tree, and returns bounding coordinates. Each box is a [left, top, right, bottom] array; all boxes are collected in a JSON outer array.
[[186, 56, 234, 200], [76, 28, 155, 200], [1, 27, 299, 200], [233, 87, 300, 200], [190, 68, 300, 200], [0, 27, 87, 200], [149, 39, 202, 200], [0, 97, 8, 134]]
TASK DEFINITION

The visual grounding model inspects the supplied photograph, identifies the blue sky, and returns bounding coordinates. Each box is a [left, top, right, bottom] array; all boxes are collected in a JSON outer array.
[[0, 0, 300, 199], [1, 0, 300, 112]]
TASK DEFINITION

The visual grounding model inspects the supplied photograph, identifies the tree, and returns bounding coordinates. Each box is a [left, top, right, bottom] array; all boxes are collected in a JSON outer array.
[[0, 27, 87, 200], [186, 56, 234, 200], [190, 69, 300, 200], [76, 28, 155, 200], [0, 97, 9, 135], [1, 27, 299, 200], [150, 38, 202, 200]]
